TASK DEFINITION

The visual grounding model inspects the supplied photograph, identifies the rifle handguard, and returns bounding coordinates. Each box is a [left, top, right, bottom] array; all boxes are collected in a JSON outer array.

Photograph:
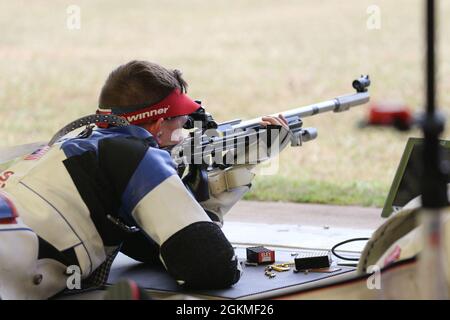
[[208, 166, 255, 196]]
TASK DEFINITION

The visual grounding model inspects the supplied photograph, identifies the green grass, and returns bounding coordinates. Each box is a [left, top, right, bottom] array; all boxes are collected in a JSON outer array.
[[245, 176, 387, 207], [2, 0, 450, 207]]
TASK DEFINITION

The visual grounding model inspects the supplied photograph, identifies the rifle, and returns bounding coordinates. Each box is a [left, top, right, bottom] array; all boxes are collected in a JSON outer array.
[[172, 75, 371, 170], [47, 75, 370, 202]]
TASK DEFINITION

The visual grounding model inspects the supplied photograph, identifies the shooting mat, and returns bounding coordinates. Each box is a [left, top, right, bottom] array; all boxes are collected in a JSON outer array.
[[108, 247, 355, 299]]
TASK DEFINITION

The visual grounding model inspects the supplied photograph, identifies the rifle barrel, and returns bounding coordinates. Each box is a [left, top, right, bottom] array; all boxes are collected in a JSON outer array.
[[231, 91, 369, 130]]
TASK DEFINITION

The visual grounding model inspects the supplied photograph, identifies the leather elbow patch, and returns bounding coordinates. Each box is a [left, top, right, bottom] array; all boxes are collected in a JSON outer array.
[[160, 221, 241, 289]]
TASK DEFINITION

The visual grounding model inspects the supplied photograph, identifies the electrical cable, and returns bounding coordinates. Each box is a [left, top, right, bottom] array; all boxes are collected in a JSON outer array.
[[331, 238, 369, 261]]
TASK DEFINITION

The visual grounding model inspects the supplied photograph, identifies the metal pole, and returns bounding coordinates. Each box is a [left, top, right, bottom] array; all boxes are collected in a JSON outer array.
[[426, 0, 435, 116], [419, 0, 449, 299]]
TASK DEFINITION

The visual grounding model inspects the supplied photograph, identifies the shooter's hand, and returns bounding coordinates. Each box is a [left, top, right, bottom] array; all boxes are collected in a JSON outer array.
[[259, 114, 289, 130]]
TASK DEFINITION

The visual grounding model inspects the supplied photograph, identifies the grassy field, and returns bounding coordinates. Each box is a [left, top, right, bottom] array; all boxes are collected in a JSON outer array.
[[1, 0, 450, 207]]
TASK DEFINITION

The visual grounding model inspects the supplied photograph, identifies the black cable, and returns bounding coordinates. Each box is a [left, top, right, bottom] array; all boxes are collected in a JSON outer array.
[[331, 238, 369, 261]]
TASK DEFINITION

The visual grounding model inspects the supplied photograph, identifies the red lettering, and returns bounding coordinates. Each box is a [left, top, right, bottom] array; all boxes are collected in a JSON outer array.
[[0, 171, 14, 188]]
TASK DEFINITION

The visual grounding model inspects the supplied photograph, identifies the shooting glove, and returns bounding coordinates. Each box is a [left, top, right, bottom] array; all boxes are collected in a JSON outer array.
[[200, 165, 256, 227]]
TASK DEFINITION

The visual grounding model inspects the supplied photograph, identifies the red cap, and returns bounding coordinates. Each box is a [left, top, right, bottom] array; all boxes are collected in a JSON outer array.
[[97, 88, 200, 125]]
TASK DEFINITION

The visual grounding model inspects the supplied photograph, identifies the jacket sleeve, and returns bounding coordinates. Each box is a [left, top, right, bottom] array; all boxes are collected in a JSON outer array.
[[119, 231, 161, 265], [101, 138, 241, 289]]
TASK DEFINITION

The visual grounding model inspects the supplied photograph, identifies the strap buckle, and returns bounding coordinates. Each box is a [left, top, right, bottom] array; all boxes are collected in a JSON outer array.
[[106, 214, 140, 233]]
